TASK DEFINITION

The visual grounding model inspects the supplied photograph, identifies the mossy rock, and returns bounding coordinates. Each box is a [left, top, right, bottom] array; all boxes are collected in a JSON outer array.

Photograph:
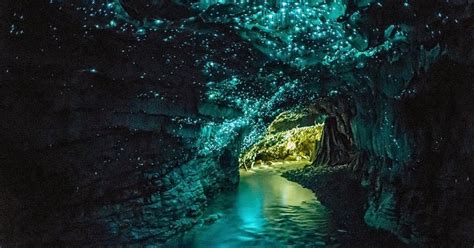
[[240, 124, 323, 169], [267, 110, 318, 134]]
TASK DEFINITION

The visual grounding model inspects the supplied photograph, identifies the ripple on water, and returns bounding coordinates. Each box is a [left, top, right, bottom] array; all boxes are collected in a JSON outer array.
[[166, 162, 337, 248]]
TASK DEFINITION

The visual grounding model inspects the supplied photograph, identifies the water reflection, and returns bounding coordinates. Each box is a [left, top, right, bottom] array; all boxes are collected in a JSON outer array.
[[167, 162, 337, 248]]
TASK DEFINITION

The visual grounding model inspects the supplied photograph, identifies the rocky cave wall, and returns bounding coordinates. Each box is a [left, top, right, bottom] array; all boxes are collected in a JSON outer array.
[[354, 56, 474, 246], [290, 1, 474, 245], [343, 2, 473, 246], [0, 1, 259, 245]]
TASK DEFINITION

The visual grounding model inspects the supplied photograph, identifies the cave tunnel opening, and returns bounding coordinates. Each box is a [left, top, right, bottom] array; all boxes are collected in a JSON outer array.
[[168, 109, 354, 247], [238, 99, 357, 172], [166, 106, 368, 247], [239, 109, 326, 171]]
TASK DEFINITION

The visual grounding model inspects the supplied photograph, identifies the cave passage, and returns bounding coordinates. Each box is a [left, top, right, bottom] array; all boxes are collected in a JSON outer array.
[[166, 115, 342, 247], [166, 161, 338, 247], [239, 110, 325, 170], [1, 0, 472, 246]]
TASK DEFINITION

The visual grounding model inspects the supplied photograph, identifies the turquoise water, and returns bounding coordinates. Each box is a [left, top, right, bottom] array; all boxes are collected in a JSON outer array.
[[167, 162, 339, 247]]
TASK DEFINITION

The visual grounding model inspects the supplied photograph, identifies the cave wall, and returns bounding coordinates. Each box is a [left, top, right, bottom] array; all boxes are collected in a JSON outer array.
[[346, 2, 474, 245], [350, 56, 474, 246], [0, 49, 243, 245], [286, 1, 473, 245], [332, 3, 473, 244], [0, 72, 243, 245], [0, 1, 252, 245], [293, 47, 473, 247]]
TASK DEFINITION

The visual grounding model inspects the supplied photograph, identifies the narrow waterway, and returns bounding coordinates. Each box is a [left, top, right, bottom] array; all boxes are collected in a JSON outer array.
[[167, 161, 341, 247]]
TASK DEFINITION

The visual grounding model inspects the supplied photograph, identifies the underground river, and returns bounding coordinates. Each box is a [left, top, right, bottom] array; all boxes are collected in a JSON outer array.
[[166, 161, 342, 247]]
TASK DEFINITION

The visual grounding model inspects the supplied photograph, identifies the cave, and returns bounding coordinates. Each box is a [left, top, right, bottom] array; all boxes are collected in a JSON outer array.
[[0, 0, 473, 247], [239, 109, 325, 170]]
